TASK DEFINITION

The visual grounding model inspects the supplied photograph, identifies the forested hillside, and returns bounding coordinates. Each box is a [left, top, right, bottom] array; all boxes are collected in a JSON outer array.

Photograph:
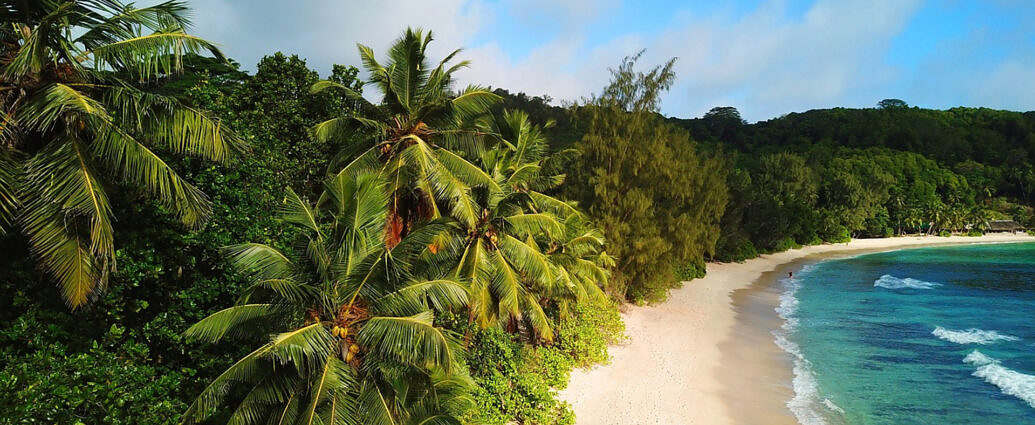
[[490, 89, 1035, 272], [669, 104, 1035, 261]]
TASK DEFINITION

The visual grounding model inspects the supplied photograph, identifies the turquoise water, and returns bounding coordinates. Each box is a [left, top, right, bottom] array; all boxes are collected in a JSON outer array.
[[777, 242, 1035, 425]]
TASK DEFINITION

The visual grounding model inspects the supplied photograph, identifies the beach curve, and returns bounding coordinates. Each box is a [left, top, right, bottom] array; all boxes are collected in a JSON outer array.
[[557, 234, 1035, 425]]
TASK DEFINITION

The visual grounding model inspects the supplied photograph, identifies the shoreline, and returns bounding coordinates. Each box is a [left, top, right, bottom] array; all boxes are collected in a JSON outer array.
[[557, 234, 1035, 425]]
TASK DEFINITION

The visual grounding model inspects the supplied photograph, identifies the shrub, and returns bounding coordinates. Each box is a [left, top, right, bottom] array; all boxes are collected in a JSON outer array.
[[674, 261, 707, 281], [714, 236, 758, 262], [822, 225, 851, 243], [0, 329, 187, 425], [772, 236, 802, 253], [462, 303, 625, 425]]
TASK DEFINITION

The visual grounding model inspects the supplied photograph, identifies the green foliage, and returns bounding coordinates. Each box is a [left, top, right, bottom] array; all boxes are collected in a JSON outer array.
[[566, 53, 728, 302], [0, 40, 360, 425], [713, 234, 758, 263], [821, 224, 852, 243], [183, 171, 473, 425], [674, 260, 707, 281], [492, 89, 581, 149], [0, 330, 186, 425], [232, 53, 362, 194], [878, 99, 909, 109], [714, 146, 987, 260], [1, 0, 243, 308], [463, 303, 624, 425], [771, 237, 802, 253], [550, 302, 626, 369]]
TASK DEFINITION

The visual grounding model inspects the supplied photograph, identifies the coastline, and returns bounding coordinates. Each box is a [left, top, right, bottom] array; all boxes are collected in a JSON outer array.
[[557, 233, 1035, 425]]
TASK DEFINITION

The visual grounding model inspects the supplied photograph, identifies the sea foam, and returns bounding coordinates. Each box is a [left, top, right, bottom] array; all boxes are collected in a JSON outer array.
[[773, 266, 844, 425], [963, 350, 1035, 408], [933, 326, 1020, 345], [873, 274, 942, 289]]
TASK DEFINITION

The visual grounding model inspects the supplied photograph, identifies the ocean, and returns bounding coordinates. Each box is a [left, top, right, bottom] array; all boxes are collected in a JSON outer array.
[[776, 242, 1035, 425]]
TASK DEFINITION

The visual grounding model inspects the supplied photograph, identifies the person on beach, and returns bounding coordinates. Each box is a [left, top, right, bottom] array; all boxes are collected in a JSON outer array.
[[789, 271, 793, 278]]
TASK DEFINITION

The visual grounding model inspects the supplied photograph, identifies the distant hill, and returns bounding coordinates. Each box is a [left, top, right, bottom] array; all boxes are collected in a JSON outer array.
[[669, 105, 1035, 167]]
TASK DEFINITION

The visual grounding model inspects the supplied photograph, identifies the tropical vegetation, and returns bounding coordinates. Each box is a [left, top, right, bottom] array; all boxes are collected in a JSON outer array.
[[179, 28, 618, 425], [2, 2, 1034, 424], [0, 0, 241, 307]]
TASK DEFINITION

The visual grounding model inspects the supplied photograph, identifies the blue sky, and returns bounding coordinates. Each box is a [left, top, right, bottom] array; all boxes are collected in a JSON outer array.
[[183, 0, 1035, 122]]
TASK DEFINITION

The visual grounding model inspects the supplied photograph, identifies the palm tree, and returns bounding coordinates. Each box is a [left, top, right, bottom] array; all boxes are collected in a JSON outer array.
[[0, 0, 243, 307], [482, 110, 612, 315], [437, 177, 566, 341], [183, 172, 471, 425], [967, 206, 991, 233], [310, 28, 500, 249], [543, 214, 613, 319], [420, 111, 609, 342]]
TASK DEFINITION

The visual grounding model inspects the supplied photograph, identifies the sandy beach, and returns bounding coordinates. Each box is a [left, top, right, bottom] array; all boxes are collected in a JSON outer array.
[[557, 234, 1035, 425]]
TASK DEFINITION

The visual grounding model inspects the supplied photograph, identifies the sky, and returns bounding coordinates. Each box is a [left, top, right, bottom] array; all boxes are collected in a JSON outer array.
[[178, 0, 1035, 122]]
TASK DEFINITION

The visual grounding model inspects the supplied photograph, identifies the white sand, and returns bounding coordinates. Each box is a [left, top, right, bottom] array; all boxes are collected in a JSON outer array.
[[557, 234, 1034, 425]]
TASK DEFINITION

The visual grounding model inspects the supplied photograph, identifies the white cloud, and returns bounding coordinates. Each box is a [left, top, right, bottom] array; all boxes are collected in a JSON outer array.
[[502, 0, 620, 28], [976, 60, 1035, 107], [187, 0, 491, 74], [177, 0, 1033, 122], [460, 0, 928, 121]]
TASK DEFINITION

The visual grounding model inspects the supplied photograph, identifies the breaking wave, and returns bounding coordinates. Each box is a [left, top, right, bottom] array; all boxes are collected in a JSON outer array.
[[933, 327, 1020, 345], [773, 266, 844, 425], [873, 274, 942, 290], [963, 351, 1035, 408]]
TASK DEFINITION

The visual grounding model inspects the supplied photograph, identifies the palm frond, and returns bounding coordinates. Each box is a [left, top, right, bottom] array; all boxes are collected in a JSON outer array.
[[0, 149, 20, 234], [3, 5, 78, 79], [281, 187, 322, 234], [182, 342, 277, 424], [489, 250, 521, 319], [449, 86, 500, 122], [143, 105, 245, 163], [76, 1, 192, 46], [301, 357, 354, 425], [314, 115, 386, 143], [17, 83, 110, 132], [225, 375, 300, 425], [92, 124, 211, 227], [90, 30, 225, 79], [505, 213, 564, 240], [359, 311, 460, 372], [184, 304, 284, 342], [521, 290, 554, 342], [222, 243, 295, 281], [268, 323, 335, 370], [239, 278, 317, 305], [498, 235, 553, 285], [20, 138, 114, 307], [434, 148, 500, 192], [372, 279, 468, 316], [358, 383, 400, 425]]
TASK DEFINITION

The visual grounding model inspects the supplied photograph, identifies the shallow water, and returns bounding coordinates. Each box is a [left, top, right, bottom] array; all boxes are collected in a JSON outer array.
[[777, 242, 1035, 425]]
